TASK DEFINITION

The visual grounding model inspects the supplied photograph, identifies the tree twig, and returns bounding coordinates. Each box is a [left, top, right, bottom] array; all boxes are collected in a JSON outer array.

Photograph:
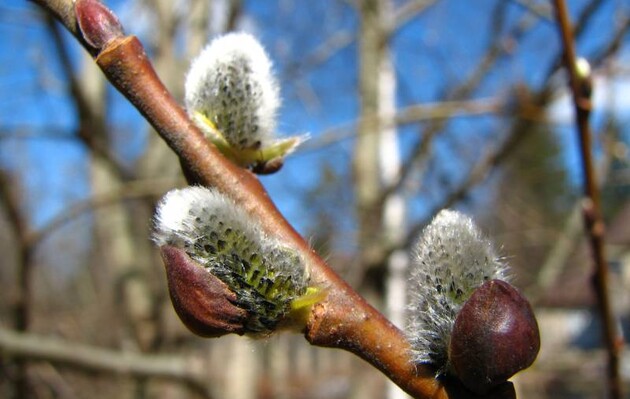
[[0, 327, 213, 398], [529, 128, 616, 304], [45, 13, 133, 182], [0, 170, 35, 398], [25, 178, 176, 249], [386, 9, 537, 205], [552, 1, 623, 398], [403, 131, 527, 250], [299, 97, 500, 153]]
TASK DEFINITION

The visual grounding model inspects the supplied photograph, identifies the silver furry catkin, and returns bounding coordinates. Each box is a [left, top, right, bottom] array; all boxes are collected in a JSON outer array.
[[185, 32, 305, 173], [185, 32, 279, 149], [406, 209, 508, 375], [153, 186, 311, 333]]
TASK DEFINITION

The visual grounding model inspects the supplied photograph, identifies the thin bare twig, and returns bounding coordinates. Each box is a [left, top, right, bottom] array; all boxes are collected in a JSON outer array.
[[25, 178, 176, 248], [403, 131, 527, 250], [510, 0, 553, 22], [396, 0, 610, 263], [45, 15, 133, 182], [552, 1, 623, 398], [0, 327, 213, 398], [283, 31, 355, 79], [284, 0, 435, 79], [385, 9, 538, 205], [530, 129, 616, 304], [0, 171, 34, 398], [300, 97, 500, 153], [390, 0, 436, 33]]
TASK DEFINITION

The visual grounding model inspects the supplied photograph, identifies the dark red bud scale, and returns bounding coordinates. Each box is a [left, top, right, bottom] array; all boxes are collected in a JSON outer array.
[[252, 157, 284, 175], [449, 279, 540, 395], [160, 245, 248, 337], [75, 0, 124, 50]]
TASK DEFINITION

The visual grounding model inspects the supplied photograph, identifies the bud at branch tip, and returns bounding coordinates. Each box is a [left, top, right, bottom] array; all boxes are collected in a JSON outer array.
[[75, 0, 124, 50]]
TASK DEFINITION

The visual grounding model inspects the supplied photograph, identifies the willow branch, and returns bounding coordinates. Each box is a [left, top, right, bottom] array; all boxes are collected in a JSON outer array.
[[29, 1, 498, 397], [552, 1, 623, 398]]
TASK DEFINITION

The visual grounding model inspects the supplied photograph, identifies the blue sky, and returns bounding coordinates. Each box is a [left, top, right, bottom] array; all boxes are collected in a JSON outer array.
[[1, 0, 629, 251]]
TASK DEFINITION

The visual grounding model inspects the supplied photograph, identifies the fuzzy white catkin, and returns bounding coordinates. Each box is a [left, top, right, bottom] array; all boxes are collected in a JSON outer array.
[[185, 32, 280, 149], [406, 210, 508, 374], [152, 186, 300, 278], [152, 186, 248, 249], [152, 186, 309, 332]]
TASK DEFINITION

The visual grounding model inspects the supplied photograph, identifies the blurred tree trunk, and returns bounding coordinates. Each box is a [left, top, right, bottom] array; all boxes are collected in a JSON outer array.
[[0, 172, 32, 399], [356, 2, 408, 398], [82, 50, 159, 354], [355, 0, 385, 278]]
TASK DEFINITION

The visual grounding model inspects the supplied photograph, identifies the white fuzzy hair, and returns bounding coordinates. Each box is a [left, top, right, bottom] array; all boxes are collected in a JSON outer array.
[[152, 186, 309, 333], [406, 210, 508, 374], [152, 186, 250, 247], [184, 32, 280, 149]]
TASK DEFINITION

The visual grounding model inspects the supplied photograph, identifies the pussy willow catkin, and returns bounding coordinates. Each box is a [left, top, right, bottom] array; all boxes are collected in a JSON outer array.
[[153, 186, 311, 334]]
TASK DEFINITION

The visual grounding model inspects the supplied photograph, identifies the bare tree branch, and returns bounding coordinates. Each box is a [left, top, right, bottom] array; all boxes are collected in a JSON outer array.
[[390, 0, 436, 33], [394, 0, 612, 263], [300, 97, 501, 153], [45, 13, 133, 181], [284, 0, 435, 78], [385, 10, 538, 207], [402, 131, 527, 250], [0, 327, 213, 398], [552, 1, 622, 398], [25, 178, 176, 249], [529, 129, 617, 304], [283, 30, 355, 79], [0, 170, 36, 398], [510, 0, 553, 21]]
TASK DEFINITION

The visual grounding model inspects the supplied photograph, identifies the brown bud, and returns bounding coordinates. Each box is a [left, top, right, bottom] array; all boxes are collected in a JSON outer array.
[[251, 157, 284, 175], [75, 0, 124, 50], [449, 279, 540, 395], [160, 245, 248, 337]]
